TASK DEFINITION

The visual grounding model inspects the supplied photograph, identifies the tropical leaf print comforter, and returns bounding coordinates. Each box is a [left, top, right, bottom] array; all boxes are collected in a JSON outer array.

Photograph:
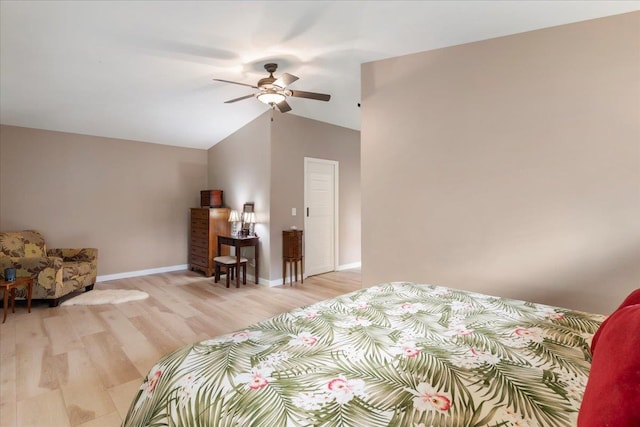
[[123, 282, 603, 427]]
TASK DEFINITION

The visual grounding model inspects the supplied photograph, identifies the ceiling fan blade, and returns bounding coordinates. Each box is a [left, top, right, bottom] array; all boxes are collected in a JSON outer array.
[[213, 78, 258, 89], [290, 90, 331, 102], [273, 72, 299, 88], [224, 94, 256, 103], [276, 99, 292, 113]]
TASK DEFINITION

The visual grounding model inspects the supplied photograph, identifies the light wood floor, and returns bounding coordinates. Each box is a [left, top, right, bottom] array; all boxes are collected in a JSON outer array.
[[0, 269, 361, 427]]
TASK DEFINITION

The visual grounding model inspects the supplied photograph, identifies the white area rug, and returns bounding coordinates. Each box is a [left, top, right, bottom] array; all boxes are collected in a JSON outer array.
[[61, 289, 149, 306]]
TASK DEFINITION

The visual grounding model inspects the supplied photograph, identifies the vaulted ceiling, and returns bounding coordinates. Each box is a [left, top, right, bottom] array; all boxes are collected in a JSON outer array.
[[1, 1, 638, 149]]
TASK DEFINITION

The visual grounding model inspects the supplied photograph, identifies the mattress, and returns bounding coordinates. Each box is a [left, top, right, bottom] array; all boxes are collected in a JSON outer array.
[[123, 282, 603, 426]]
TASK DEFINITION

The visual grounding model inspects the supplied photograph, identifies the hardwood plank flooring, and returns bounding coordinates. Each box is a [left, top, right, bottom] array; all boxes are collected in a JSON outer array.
[[0, 268, 361, 427]]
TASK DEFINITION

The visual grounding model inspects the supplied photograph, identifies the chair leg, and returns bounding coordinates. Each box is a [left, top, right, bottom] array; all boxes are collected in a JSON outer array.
[[215, 264, 220, 283], [225, 266, 231, 288], [242, 263, 247, 285]]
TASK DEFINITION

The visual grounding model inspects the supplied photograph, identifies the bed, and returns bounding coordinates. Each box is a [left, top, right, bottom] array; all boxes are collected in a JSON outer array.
[[123, 282, 604, 426]]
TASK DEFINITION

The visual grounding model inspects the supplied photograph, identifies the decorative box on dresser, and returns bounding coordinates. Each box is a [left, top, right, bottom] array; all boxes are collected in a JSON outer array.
[[190, 208, 230, 276], [282, 229, 304, 286]]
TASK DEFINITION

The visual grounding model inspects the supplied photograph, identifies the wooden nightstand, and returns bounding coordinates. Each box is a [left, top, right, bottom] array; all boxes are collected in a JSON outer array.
[[1, 277, 33, 323], [283, 230, 304, 286]]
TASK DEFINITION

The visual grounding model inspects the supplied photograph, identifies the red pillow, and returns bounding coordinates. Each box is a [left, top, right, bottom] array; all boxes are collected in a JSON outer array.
[[578, 304, 640, 427], [591, 288, 640, 354], [617, 288, 640, 308]]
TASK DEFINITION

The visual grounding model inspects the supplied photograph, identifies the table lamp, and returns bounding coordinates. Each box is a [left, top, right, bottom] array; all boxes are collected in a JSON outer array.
[[244, 212, 256, 237], [228, 210, 241, 237]]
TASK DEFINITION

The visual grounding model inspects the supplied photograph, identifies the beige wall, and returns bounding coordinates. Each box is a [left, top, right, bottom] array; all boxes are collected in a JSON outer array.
[[208, 111, 361, 283], [361, 12, 640, 314], [0, 125, 208, 276], [207, 113, 272, 280], [271, 113, 361, 279], [1, 110, 359, 283]]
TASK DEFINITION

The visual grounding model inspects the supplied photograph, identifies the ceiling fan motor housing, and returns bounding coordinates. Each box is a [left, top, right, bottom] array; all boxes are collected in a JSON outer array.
[[258, 63, 279, 88], [257, 76, 276, 89]]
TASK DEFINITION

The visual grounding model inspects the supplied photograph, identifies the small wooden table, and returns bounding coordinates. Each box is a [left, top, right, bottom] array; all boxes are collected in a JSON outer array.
[[217, 235, 260, 288], [283, 230, 304, 286], [1, 277, 34, 323]]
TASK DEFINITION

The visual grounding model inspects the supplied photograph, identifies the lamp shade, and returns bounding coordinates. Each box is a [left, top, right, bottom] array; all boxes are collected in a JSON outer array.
[[245, 212, 256, 224], [228, 210, 241, 222]]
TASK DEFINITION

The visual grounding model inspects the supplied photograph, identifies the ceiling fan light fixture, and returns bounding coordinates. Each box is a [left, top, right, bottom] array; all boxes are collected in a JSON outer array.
[[215, 63, 330, 112], [257, 91, 286, 105]]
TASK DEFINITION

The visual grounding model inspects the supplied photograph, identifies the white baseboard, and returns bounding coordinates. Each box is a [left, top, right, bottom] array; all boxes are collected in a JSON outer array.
[[247, 275, 282, 287], [262, 262, 362, 287], [96, 261, 360, 285], [97, 264, 188, 282], [256, 276, 305, 287], [336, 262, 361, 271], [97, 266, 272, 286]]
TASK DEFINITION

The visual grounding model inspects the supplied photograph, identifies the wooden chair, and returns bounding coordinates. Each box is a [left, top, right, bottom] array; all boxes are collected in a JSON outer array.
[[214, 256, 248, 288]]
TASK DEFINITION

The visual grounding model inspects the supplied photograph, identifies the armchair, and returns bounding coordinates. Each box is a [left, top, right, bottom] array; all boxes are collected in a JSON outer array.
[[0, 230, 97, 307]]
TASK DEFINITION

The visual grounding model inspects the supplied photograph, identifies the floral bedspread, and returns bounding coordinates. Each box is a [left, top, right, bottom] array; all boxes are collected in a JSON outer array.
[[123, 282, 603, 427]]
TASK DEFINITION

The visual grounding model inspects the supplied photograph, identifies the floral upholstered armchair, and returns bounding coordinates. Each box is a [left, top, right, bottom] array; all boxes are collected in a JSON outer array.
[[0, 230, 97, 307]]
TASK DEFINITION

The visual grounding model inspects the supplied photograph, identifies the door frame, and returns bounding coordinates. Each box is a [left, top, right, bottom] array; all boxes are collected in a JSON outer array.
[[303, 157, 339, 275]]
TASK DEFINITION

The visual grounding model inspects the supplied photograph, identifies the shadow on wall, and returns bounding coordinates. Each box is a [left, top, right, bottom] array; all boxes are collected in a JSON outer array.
[[517, 240, 640, 314]]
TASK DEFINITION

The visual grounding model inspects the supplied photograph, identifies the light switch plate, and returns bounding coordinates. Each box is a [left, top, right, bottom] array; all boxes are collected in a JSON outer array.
[[292, 208, 297, 216]]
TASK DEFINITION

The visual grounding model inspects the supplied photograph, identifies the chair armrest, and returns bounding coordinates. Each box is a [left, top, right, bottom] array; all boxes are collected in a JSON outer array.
[[0, 256, 63, 289], [47, 248, 98, 263]]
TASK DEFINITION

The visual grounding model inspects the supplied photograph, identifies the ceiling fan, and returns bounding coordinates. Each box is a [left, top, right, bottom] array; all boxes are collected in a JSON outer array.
[[213, 63, 331, 113]]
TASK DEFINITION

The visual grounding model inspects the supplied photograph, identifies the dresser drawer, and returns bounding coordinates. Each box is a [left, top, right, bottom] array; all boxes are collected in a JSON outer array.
[[191, 218, 209, 230], [189, 255, 209, 267], [191, 227, 209, 240], [191, 209, 210, 220], [191, 236, 208, 248], [190, 245, 209, 258]]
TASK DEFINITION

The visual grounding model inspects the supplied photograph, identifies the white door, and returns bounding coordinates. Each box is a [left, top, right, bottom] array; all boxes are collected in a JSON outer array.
[[304, 158, 338, 277]]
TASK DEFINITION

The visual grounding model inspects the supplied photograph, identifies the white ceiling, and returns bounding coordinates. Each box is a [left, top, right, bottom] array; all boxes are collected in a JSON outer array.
[[1, 1, 639, 149]]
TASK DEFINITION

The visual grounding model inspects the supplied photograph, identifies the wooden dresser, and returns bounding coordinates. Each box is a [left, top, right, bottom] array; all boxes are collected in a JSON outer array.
[[282, 229, 304, 285], [190, 208, 230, 276]]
